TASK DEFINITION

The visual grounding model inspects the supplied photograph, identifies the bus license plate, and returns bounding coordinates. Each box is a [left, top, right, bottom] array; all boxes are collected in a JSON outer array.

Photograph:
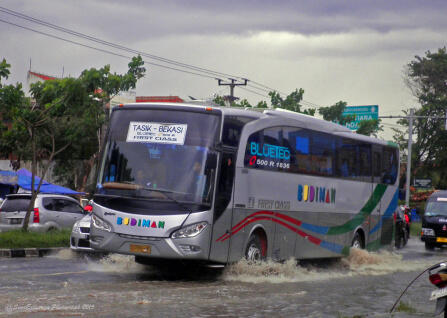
[[430, 287, 447, 300], [436, 237, 447, 243], [130, 244, 151, 255]]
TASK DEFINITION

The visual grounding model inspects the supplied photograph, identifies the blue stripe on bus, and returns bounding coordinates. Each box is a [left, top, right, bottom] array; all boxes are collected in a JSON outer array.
[[300, 223, 329, 235], [320, 241, 344, 254], [369, 189, 398, 235]]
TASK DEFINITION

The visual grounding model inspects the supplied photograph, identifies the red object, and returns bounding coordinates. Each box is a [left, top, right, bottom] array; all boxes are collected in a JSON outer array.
[[430, 274, 442, 285], [405, 214, 410, 223], [84, 205, 93, 213], [28, 71, 57, 81], [33, 208, 40, 223], [136, 96, 184, 103]]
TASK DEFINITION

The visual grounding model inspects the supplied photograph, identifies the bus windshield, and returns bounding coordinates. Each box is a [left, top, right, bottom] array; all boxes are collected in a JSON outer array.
[[96, 108, 220, 209]]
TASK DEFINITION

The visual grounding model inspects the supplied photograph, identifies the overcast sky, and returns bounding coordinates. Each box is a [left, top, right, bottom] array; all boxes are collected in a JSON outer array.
[[1, 0, 446, 139]]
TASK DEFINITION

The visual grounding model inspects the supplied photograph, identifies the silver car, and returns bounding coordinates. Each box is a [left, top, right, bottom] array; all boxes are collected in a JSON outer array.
[[0, 193, 86, 232], [70, 214, 93, 251]]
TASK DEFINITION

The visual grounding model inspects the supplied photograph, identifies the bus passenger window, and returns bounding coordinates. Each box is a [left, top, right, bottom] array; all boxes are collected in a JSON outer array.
[[373, 152, 381, 178], [283, 127, 311, 174], [222, 116, 256, 147], [244, 127, 285, 172], [358, 145, 372, 178], [382, 148, 397, 184], [311, 132, 335, 176], [336, 139, 358, 178]]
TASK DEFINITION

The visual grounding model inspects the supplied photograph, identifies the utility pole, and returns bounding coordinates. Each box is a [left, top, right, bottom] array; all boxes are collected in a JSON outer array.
[[217, 78, 248, 105], [405, 108, 414, 207], [380, 110, 447, 207]]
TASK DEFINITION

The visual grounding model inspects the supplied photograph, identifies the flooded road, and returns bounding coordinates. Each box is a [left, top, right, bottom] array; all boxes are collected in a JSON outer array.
[[1, 238, 447, 317]]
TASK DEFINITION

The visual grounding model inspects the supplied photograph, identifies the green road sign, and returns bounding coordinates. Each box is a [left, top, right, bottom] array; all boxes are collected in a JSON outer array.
[[342, 105, 379, 130]]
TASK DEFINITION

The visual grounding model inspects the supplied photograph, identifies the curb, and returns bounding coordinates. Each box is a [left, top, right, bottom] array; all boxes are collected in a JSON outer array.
[[0, 247, 66, 258]]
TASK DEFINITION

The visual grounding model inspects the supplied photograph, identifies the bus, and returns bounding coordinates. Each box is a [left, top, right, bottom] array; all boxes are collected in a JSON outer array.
[[89, 103, 399, 265]]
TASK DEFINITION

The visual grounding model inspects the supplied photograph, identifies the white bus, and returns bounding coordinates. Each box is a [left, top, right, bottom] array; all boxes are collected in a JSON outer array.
[[90, 103, 399, 265]]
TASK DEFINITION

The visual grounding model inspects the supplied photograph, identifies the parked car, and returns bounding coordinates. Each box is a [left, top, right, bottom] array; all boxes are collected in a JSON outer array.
[[70, 203, 94, 252], [70, 213, 93, 251], [0, 193, 86, 232], [421, 190, 447, 250]]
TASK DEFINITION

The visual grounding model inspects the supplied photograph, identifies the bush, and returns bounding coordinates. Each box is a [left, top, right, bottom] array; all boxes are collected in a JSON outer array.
[[0, 229, 70, 249]]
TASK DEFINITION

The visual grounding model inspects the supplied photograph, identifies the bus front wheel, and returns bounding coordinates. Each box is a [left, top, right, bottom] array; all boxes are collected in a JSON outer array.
[[245, 234, 266, 262]]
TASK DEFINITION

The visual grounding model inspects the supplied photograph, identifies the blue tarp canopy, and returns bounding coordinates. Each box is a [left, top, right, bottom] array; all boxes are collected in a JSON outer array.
[[0, 170, 18, 185], [0, 168, 84, 195]]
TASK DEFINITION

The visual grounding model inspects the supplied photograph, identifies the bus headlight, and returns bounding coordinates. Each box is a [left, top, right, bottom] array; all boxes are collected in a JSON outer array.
[[171, 222, 207, 239], [92, 214, 112, 232], [422, 227, 435, 236]]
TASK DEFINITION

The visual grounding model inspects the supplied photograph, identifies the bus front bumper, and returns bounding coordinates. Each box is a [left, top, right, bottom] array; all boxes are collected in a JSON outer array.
[[90, 229, 210, 260]]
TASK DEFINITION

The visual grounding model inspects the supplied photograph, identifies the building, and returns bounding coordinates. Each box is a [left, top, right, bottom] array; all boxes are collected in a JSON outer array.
[[136, 96, 184, 103]]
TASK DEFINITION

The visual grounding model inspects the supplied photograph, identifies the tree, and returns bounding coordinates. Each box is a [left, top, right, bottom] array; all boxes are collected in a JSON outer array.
[[212, 88, 314, 113], [46, 55, 146, 193], [268, 89, 315, 115], [395, 47, 447, 188], [319, 101, 383, 137], [0, 56, 145, 231], [255, 101, 268, 108], [356, 119, 383, 137], [318, 101, 354, 125], [0, 58, 10, 83]]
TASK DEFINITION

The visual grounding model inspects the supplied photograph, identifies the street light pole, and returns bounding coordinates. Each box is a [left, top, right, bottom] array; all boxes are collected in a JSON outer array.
[[405, 108, 414, 207]]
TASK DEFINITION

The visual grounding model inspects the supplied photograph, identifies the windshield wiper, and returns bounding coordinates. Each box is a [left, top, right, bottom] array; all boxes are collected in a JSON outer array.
[[98, 183, 210, 210], [139, 187, 195, 214], [94, 193, 158, 201]]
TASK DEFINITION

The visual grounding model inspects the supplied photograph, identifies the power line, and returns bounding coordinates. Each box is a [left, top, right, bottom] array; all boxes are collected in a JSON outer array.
[[0, 6, 241, 81], [0, 18, 220, 80], [0, 6, 325, 107]]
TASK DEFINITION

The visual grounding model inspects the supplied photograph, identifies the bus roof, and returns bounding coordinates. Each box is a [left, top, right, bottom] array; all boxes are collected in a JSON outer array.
[[115, 102, 394, 147]]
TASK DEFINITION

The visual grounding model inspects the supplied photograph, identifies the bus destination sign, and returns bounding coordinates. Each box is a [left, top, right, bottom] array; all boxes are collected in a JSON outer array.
[[126, 122, 188, 145]]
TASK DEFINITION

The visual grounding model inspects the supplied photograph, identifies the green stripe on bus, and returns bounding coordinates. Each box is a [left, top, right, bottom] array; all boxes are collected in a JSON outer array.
[[327, 184, 387, 235], [366, 238, 382, 251], [386, 141, 399, 148]]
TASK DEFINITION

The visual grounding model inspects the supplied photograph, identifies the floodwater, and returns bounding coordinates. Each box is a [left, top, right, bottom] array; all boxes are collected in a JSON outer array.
[[1, 239, 447, 317]]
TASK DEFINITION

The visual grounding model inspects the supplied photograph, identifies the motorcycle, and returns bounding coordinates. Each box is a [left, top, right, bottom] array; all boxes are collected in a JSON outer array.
[[390, 261, 447, 316], [395, 206, 409, 248], [429, 262, 447, 317]]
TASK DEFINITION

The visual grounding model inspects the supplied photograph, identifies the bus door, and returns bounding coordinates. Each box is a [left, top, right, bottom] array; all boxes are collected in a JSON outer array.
[[209, 151, 236, 263], [369, 145, 383, 245]]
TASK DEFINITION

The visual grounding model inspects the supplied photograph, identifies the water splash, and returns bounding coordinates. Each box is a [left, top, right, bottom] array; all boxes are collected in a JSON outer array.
[[50, 248, 77, 260], [223, 248, 440, 284], [86, 253, 145, 273]]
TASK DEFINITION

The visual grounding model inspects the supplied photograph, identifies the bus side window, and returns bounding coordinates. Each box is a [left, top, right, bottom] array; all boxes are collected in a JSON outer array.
[[382, 147, 397, 184], [337, 138, 358, 178], [310, 132, 335, 176], [358, 144, 372, 180], [222, 116, 256, 147], [372, 150, 382, 183], [214, 153, 236, 219], [284, 127, 311, 174]]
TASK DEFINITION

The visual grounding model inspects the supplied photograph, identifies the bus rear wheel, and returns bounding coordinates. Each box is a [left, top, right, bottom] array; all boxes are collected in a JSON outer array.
[[245, 234, 266, 262], [351, 232, 364, 249]]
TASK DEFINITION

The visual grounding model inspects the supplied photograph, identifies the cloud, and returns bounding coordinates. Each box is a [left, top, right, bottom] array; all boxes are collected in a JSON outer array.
[[1, 0, 446, 140]]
